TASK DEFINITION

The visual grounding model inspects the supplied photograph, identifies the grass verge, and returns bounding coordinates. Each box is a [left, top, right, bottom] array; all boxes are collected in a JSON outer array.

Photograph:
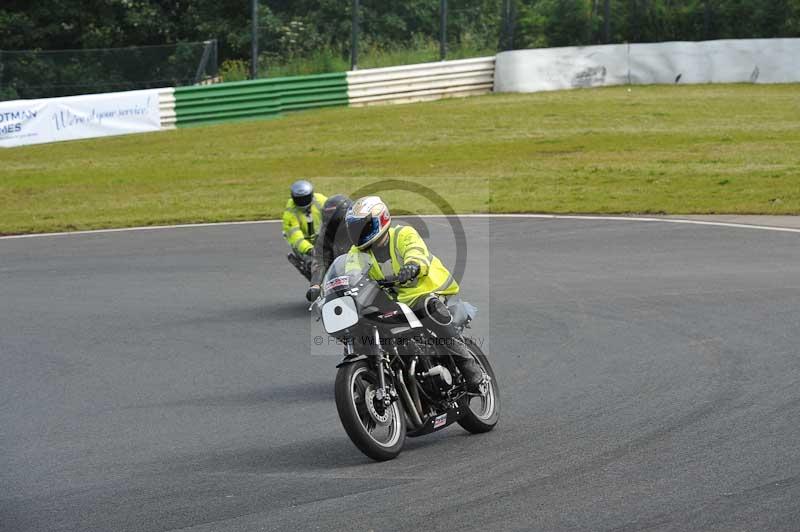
[[2, 84, 799, 235]]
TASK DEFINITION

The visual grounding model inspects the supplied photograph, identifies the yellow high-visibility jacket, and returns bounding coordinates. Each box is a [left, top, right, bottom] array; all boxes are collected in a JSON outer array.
[[282, 193, 327, 254], [347, 224, 459, 306]]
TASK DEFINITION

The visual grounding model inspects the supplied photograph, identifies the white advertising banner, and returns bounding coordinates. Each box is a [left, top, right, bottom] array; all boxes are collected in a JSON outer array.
[[0, 89, 162, 148]]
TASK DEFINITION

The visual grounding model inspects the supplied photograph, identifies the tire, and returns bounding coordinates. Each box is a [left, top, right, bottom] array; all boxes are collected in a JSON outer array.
[[334, 360, 406, 461], [457, 339, 501, 434]]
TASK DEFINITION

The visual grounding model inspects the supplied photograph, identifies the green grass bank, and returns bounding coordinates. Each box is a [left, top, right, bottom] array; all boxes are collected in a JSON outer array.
[[2, 84, 799, 235]]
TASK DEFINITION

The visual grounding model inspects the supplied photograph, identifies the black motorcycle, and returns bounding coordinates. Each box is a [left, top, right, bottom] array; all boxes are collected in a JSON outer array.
[[316, 252, 500, 461]]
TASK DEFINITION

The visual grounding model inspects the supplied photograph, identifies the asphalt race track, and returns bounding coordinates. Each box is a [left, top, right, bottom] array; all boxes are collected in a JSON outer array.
[[2, 217, 800, 532]]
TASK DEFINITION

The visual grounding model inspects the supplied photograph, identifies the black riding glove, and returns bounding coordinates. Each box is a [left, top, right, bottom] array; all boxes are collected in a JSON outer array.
[[306, 285, 321, 302], [397, 263, 420, 285]]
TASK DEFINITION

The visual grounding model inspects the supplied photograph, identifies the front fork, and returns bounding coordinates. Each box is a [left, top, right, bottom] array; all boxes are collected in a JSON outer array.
[[372, 327, 393, 408], [371, 327, 427, 428]]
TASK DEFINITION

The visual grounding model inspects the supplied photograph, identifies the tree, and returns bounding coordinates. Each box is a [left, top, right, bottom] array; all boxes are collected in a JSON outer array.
[[516, 0, 593, 48]]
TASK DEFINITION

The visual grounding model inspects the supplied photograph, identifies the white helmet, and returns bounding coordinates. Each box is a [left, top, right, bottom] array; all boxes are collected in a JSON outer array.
[[345, 196, 391, 250]]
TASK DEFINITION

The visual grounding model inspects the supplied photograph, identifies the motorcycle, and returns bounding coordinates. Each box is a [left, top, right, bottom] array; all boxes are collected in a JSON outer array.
[[287, 248, 313, 282], [315, 252, 500, 461]]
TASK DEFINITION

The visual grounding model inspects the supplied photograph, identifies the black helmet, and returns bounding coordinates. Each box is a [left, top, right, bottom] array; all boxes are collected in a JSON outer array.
[[322, 194, 352, 224], [290, 180, 314, 208]]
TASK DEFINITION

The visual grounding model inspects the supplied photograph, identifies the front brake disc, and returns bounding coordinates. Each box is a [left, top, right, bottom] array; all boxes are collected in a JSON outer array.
[[365, 386, 390, 424]]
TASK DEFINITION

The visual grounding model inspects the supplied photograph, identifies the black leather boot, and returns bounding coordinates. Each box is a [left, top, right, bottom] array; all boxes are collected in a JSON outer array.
[[446, 339, 485, 392]]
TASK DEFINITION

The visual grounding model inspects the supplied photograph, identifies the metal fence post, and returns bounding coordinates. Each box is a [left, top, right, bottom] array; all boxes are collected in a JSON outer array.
[[212, 39, 219, 78], [251, 0, 259, 79], [500, 0, 511, 51], [440, 0, 448, 61], [603, 0, 611, 43], [350, 0, 360, 70], [194, 40, 213, 84], [509, 0, 516, 49]]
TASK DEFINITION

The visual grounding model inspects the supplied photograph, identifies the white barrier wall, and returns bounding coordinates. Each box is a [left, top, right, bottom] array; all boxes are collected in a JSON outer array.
[[158, 88, 176, 129], [494, 38, 800, 92], [347, 57, 495, 106], [0, 88, 163, 148]]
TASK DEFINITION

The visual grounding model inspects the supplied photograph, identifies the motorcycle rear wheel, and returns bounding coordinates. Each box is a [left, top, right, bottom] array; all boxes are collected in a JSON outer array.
[[335, 360, 406, 461], [457, 339, 501, 433]]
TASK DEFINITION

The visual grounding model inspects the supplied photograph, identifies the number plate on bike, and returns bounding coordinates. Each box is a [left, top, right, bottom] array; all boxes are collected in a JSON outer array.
[[321, 296, 358, 334]]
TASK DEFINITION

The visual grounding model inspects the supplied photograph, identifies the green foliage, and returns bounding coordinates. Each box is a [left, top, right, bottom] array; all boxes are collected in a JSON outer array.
[[219, 59, 250, 82], [263, 36, 495, 77], [511, 0, 800, 49], [276, 20, 323, 59], [517, 0, 593, 48], [2, 1, 800, 60], [264, 48, 348, 77], [1, 43, 213, 99], [1, 0, 800, 97]]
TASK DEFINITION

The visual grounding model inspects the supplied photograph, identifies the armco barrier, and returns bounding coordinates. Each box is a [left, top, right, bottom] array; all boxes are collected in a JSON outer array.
[[173, 72, 348, 127], [158, 88, 176, 129], [347, 57, 495, 106]]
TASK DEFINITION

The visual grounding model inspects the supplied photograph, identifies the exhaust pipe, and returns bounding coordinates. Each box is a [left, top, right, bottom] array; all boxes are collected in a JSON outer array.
[[396, 370, 423, 428], [408, 358, 423, 415]]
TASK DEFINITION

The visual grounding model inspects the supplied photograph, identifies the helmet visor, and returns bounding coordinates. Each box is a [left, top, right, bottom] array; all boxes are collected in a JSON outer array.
[[346, 215, 380, 248], [293, 193, 312, 207]]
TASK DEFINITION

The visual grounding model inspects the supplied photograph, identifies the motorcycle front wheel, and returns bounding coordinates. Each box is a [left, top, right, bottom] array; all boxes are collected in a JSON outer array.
[[334, 360, 406, 461]]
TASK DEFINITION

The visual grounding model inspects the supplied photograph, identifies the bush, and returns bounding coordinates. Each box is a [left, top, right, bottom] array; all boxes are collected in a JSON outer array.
[[219, 59, 250, 82]]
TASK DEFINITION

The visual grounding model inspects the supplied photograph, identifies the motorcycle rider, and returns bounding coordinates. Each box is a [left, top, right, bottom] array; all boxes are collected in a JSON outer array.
[[305, 194, 353, 302], [282, 180, 327, 281], [343, 196, 485, 390]]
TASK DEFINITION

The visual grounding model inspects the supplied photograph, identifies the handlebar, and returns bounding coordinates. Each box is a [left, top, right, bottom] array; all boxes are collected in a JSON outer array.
[[377, 276, 400, 288]]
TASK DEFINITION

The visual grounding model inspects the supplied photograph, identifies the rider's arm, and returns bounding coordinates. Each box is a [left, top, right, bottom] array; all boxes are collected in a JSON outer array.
[[308, 221, 331, 285], [282, 208, 313, 254], [309, 254, 322, 286], [396, 226, 432, 278]]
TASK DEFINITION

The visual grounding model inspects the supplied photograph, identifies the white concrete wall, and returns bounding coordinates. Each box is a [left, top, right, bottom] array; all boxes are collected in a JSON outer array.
[[494, 38, 800, 92]]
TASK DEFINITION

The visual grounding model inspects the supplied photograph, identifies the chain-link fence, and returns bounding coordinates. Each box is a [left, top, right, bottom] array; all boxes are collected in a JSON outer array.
[[250, 0, 799, 77], [0, 40, 218, 101], [499, 0, 800, 51], [242, 0, 505, 78]]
